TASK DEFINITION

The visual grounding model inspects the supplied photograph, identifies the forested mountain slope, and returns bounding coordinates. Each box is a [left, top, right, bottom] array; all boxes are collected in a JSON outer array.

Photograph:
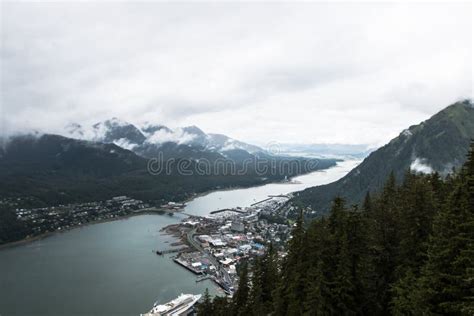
[[294, 100, 474, 215], [0, 134, 336, 207]]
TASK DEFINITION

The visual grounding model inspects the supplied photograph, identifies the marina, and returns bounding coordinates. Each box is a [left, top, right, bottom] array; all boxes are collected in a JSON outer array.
[[159, 194, 293, 295]]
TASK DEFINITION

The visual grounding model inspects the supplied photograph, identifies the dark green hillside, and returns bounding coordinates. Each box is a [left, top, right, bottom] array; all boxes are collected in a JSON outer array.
[[0, 134, 335, 207], [294, 100, 474, 215], [0, 134, 145, 176]]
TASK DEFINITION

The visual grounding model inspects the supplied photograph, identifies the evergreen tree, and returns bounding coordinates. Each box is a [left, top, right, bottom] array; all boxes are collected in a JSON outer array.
[[233, 262, 251, 316], [249, 256, 265, 315], [248, 243, 279, 315], [413, 144, 474, 315], [197, 288, 213, 315], [211, 296, 230, 316], [365, 172, 401, 313], [332, 228, 357, 315], [302, 219, 333, 315], [273, 210, 306, 316], [328, 201, 365, 315], [397, 172, 437, 273], [390, 269, 426, 316], [363, 191, 373, 213], [390, 172, 438, 315]]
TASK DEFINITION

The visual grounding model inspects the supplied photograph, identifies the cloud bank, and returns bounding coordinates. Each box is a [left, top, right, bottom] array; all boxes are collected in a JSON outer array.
[[1, 2, 472, 146]]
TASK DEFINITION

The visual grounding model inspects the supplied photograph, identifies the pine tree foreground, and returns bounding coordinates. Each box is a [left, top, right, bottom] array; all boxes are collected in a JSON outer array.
[[198, 143, 474, 316]]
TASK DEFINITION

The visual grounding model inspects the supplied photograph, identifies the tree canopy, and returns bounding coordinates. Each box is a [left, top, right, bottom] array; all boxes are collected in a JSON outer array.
[[199, 143, 474, 316]]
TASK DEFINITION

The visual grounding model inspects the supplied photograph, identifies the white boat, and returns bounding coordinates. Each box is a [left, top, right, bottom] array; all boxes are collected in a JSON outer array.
[[141, 293, 202, 316]]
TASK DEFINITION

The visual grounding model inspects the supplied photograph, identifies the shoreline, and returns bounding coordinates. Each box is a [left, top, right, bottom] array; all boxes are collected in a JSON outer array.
[[0, 160, 346, 250], [179, 161, 341, 205], [0, 209, 177, 250]]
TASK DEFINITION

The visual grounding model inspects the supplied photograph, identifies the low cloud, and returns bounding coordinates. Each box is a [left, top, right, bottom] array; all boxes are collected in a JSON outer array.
[[410, 158, 434, 174], [146, 128, 196, 145]]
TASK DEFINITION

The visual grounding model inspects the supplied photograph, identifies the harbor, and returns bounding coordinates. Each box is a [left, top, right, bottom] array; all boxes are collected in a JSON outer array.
[[158, 194, 294, 296], [0, 160, 360, 315]]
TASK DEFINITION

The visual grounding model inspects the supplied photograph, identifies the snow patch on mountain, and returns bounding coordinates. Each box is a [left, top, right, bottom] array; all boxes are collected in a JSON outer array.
[[402, 129, 413, 137], [114, 138, 137, 151], [221, 141, 240, 152]]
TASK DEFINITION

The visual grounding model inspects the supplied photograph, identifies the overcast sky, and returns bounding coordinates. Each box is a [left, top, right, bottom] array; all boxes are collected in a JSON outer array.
[[1, 2, 472, 146]]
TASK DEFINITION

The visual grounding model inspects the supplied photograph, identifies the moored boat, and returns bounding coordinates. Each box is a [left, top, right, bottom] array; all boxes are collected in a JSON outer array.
[[141, 293, 202, 316]]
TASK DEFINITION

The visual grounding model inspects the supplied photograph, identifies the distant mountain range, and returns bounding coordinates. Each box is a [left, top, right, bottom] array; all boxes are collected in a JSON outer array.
[[278, 143, 374, 159], [294, 99, 474, 215], [65, 118, 265, 162], [5, 99, 471, 209]]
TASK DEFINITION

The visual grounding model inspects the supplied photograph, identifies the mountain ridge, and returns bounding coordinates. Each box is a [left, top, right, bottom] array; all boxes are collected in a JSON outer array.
[[0, 133, 337, 207], [293, 99, 474, 215], [65, 119, 266, 161]]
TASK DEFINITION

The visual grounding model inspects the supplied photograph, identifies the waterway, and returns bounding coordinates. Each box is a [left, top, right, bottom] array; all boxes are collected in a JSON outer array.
[[0, 159, 359, 316], [184, 160, 360, 216]]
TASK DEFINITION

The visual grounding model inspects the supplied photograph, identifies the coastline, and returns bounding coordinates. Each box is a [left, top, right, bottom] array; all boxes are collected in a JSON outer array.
[[0, 209, 176, 250], [179, 161, 340, 205], [0, 161, 343, 250]]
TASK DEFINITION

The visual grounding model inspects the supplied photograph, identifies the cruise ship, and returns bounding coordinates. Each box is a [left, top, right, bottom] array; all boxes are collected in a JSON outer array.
[[141, 293, 202, 316]]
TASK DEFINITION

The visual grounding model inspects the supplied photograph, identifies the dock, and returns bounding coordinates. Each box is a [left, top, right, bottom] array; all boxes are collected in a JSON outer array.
[[210, 208, 246, 214], [196, 275, 213, 283], [250, 197, 273, 206], [268, 194, 290, 198], [155, 247, 189, 255], [250, 195, 290, 207], [173, 258, 204, 275]]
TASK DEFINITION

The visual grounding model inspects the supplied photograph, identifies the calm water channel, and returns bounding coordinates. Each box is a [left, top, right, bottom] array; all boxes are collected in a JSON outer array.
[[0, 160, 359, 316]]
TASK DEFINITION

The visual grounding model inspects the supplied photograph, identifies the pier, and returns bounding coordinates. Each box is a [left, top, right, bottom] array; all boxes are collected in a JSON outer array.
[[250, 195, 290, 207], [155, 247, 189, 255], [268, 194, 290, 198], [196, 275, 213, 283], [209, 208, 246, 214], [250, 197, 272, 206], [173, 258, 204, 275]]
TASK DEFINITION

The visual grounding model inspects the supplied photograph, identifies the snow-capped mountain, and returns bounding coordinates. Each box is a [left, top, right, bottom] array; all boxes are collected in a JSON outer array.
[[66, 118, 146, 150], [206, 133, 263, 154], [65, 118, 266, 160]]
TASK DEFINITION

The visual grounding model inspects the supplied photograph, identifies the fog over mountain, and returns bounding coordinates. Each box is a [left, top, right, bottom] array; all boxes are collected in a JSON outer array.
[[278, 143, 374, 159], [63, 118, 266, 160], [2, 2, 471, 146]]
